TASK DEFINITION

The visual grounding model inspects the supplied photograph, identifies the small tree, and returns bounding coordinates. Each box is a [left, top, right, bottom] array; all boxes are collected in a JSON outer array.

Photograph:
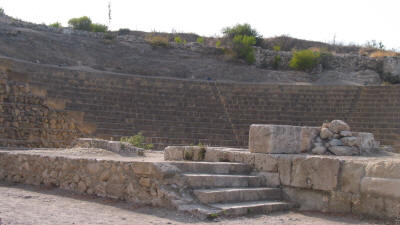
[[232, 35, 256, 64], [196, 37, 204, 44], [49, 22, 62, 28], [222, 23, 262, 45], [68, 16, 92, 31], [90, 23, 108, 33]]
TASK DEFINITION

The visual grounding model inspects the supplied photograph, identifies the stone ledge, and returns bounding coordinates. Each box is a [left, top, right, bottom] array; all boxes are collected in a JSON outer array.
[[74, 138, 145, 156], [361, 177, 400, 198]]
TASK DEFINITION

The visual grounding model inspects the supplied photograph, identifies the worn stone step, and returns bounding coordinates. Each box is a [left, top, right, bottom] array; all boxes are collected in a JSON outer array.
[[183, 173, 261, 188], [169, 162, 252, 174], [193, 187, 282, 204], [210, 200, 294, 216]]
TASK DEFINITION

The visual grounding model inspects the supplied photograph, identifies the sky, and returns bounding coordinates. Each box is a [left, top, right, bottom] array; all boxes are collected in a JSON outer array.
[[1, 0, 399, 50]]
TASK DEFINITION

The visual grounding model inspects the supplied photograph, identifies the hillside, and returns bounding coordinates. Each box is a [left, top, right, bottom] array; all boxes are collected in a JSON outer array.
[[0, 14, 399, 85]]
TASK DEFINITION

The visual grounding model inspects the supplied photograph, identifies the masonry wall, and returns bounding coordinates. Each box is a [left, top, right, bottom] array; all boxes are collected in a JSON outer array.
[[1, 57, 399, 150], [0, 69, 80, 148]]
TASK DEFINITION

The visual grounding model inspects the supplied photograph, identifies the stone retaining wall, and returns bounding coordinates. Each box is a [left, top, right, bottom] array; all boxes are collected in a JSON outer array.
[[0, 70, 81, 148], [0, 150, 189, 207], [1, 58, 400, 151], [165, 146, 400, 219]]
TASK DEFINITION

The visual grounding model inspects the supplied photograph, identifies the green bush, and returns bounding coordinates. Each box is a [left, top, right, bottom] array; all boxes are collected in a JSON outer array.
[[289, 49, 320, 71], [90, 23, 108, 33], [273, 45, 281, 51], [216, 40, 221, 48], [222, 23, 262, 45], [196, 37, 204, 44], [174, 36, 182, 44], [232, 35, 256, 64], [68, 16, 92, 31], [49, 22, 62, 28], [120, 132, 153, 150], [0, 8, 4, 15]]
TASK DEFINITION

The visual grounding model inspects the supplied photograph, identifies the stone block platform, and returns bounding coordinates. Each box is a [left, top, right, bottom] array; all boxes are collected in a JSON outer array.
[[165, 146, 400, 219]]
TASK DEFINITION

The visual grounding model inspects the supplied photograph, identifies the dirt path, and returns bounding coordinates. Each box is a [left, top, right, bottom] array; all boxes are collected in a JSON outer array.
[[0, 182, 391, 225]]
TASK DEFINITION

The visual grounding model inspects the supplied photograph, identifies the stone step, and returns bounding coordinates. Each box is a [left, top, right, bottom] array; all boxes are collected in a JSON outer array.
[[193, 187, 282, 204], [210, 200, 294, 217], [183, 173, 261, 188], [169, 162, 252, 174]]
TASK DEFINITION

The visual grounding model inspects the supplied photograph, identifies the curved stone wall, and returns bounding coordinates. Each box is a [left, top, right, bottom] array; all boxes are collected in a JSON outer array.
[[1, 57, 399, 151]]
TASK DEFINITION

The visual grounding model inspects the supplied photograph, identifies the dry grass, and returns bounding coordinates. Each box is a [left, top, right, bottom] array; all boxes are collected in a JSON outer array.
[[369, 50, 399, 58], [145, 35, 169, 47]]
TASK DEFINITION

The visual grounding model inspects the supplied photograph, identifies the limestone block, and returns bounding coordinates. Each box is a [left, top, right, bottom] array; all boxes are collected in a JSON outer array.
[[340, 131, 352, 137], [341, 137, 357, 146], [361, 177, 400, 198], [320, 128, 333, 139], [277, 155, 293, 186], [328, 120, 350, 133], [311, 146, 327, 155], [282, 187, 329, 211], [328, 191, 352, 213], [258, 172, 280, 187], [164, 146, 184, 161], [339, 161, 366, 194], [233, 151, 255, 166], [352, 132, 379, 153], [250, 124, 315, 154], [365, 160, 400, 179], [300, 127, 320, 152], [352, 193, 385, 219], [204, 148, 222, 162], [254, 153, 278, 172], [328, 146, 359, 156], [291, 156, 340, 191]]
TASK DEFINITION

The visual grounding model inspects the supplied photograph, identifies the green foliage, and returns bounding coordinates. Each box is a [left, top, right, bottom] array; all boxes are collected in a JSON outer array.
[[196, 37, 204, 44], [232, 35, 256, 64], [289, 49, 321, 71], [146, 35, 169, 47], [0, 8, 4, 15], [216, 40, 221, 48], [222, 23, 262, 45], [184, 150, 193, 160], [120, 132, 153, 150], [90, 23, 108, 33], [68, 16, 107, 32], [273, 45, 281, 51], [174, 36, 182, 44], [183, 39, 187, 45], [49, 22, 62, 28], [68, 16, 92, 31]]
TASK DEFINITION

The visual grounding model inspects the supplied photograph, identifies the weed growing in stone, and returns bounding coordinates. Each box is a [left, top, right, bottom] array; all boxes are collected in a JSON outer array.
[[120, 132, 153, 150]]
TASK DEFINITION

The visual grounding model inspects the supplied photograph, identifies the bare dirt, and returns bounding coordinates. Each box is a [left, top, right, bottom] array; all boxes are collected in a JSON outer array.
[[0, 182, 393, 225]]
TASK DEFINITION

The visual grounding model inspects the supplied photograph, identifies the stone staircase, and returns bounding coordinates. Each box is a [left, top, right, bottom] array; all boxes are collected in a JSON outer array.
[[168, 161, 294, 218]]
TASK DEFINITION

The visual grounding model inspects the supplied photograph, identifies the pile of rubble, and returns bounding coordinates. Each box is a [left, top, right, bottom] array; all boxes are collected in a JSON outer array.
[[312, 120, 368, 156]]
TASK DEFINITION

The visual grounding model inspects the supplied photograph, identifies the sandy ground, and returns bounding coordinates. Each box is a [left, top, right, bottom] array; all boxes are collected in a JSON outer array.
[[0, 182, 393, 225], [0, 148, 166, 162]]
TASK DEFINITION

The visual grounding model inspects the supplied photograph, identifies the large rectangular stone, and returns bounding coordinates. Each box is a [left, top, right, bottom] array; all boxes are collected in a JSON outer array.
[[249, 124, 319, 154], [291, 156, 340, 191], [361, 177, 400, 198]]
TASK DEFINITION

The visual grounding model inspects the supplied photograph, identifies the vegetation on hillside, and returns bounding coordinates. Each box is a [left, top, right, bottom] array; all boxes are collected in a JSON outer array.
[[68, 16, 108, 33], [289, 49, 321, 71], [220, 23, 260, 64]]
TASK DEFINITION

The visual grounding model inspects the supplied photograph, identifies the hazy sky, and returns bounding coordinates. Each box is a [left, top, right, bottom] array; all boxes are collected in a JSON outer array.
[[1, 0, 399, 50]]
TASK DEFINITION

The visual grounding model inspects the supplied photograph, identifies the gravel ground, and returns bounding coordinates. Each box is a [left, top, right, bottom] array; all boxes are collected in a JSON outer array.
[[0, 182, 393, 225]]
